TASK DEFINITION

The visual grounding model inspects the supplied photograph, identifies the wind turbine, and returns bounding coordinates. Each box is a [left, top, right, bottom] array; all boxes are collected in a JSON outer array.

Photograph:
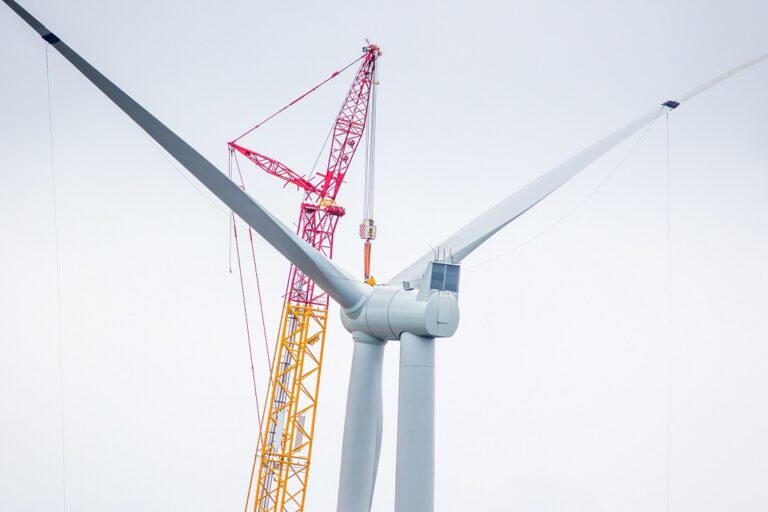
[[3, 1, 767, 511]]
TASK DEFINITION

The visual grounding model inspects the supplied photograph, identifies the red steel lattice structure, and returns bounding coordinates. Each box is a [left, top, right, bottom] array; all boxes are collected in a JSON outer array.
[[229, 44, 380, 512]]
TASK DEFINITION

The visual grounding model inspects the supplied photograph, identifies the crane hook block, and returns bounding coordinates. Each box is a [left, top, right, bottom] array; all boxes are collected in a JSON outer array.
[[359, 219, 377, 240]]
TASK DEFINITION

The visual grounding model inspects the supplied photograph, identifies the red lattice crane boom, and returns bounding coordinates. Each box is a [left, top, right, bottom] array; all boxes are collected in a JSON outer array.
[[230, 44, 377, 203]]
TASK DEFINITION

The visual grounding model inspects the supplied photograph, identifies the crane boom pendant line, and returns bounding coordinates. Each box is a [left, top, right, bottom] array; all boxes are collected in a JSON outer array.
[[4, 2, 768, 511]]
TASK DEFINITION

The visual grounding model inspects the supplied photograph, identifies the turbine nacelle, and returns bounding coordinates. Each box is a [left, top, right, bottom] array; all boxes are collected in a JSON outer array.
[[340, 261, 461, 341]]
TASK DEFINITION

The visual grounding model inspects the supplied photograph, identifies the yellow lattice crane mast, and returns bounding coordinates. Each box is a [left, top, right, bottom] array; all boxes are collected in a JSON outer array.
[[228, 45, 380, 512]]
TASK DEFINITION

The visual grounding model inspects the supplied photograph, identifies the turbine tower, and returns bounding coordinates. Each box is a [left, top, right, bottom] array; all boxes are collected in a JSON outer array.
[[3, 1, 767, 511]]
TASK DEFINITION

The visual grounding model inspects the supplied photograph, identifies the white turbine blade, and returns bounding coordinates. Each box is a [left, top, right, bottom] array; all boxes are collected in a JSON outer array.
[[389, 109, 658, 285], [677, 52, 768, 103], [337, 337, 385, 512], [389, 52, 768, 286], [3, 0, 366, 309]]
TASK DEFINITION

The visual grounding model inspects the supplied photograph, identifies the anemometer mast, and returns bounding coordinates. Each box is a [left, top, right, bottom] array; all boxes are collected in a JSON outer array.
[[229, 45, 380, 512]]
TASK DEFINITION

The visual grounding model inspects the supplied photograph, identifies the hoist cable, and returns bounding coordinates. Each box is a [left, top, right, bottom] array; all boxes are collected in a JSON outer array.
[[363, 61, 378, 220], [44, 44, 67, 512], [370, 100, 376, 216], [364, 94, 370, 218]]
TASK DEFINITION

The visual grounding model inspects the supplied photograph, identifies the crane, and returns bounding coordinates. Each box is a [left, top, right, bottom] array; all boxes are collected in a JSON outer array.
[[228, 44, 380, 512]]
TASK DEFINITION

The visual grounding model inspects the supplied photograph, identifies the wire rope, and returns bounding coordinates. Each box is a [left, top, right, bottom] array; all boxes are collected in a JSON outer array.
[[664, 111, 673, 512], [232, 153, 274, 369], [466, 109, 664, 271], [230, 54, 365, 144], [308, 116, 337, 181], [138, 131, 229, 215], [229, 151, 280, 512], [364, 60, 378, 220], [44, 43, 67, 512], [231, 214, 262, 418]]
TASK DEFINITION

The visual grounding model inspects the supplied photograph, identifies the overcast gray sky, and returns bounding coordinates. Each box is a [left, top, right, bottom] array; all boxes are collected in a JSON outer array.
[[1, 0, 767, 511]]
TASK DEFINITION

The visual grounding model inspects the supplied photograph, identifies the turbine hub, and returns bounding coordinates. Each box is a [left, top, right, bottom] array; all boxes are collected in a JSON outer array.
[[341, 261, 460, 340]]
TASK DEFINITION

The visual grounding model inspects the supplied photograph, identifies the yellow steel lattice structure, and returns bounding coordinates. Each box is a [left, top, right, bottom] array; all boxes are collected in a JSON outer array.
[[253, 301, 329, 512]]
